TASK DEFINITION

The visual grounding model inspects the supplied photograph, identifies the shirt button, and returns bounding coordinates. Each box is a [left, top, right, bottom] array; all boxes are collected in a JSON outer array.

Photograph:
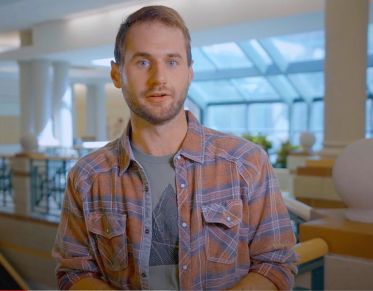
[[182, 265, 188, 271], [180, 183, 186, 188], [177, 155, 181, 160], [141, 272, 146, 278], [181, 222, 187, 228], [226, 216, 232, 222], [145, 228, 150, 234]]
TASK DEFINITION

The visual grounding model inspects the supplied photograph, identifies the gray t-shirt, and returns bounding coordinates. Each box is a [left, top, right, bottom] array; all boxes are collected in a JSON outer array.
[[132, 145, 179, 290]]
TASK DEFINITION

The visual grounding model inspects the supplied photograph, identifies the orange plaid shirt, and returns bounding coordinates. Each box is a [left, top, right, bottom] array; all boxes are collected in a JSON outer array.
[[52, 111, 297, 290]]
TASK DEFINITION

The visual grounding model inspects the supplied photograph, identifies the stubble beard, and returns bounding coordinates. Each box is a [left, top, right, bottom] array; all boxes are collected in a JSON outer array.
[[123, 85, 189, 125]]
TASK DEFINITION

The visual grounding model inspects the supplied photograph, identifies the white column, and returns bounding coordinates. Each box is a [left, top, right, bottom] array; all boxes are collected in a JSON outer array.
[[322, 0, 369, 157], [18, 60, 34, 136], [30, 59, 57, 146], [52, 61, 73, 147], [71, 83, 78, 144], [86, 83, 107, 141]]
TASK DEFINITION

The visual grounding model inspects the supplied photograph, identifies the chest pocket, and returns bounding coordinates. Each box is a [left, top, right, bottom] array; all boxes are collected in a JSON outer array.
[[202, 199, 242, 264], [87, 212, 128, 272]]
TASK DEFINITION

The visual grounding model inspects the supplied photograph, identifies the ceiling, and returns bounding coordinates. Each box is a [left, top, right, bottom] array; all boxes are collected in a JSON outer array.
[[0, 0, 326, 82]]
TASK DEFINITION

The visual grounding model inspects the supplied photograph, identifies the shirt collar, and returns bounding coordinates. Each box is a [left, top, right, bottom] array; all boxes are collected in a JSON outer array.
[[118, 110, 205, 174]]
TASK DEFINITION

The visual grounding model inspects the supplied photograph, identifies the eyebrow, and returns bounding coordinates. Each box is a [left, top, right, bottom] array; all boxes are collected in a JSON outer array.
[[131, 52, 183, 60]]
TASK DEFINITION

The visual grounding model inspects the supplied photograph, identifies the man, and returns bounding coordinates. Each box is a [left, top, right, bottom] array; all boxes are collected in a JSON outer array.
[[53, 5, 297, 290]]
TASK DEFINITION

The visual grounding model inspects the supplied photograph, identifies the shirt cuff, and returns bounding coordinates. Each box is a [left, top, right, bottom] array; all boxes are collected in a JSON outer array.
[[249, 262, 296, 290]]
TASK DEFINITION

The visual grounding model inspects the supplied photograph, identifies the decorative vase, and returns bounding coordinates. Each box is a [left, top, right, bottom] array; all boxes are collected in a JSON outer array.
[[332, 138, 373, 223], [20, 133, 39, 153], [300, 132, 316, 154]]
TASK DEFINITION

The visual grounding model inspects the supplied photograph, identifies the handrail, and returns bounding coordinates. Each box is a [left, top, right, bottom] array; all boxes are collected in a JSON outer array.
[[294, 238, 329, 291], [283, 195, 312, 221], [294, 238, 328, 265]]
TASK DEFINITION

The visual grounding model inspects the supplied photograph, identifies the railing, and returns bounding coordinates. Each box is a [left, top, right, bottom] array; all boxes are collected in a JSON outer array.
[[0, 156, 13, 209], [30, 157, 76, 217], [294, 238, 328, 291], [284, 195, 327, 290]]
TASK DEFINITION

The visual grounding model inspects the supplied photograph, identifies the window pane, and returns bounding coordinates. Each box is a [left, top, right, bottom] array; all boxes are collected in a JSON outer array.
[[206, 105, 246, 134], [310, 101, 324, 150], [189, 80, 244, 104], [367, 67, 373, 93], [231, 77, 279, 101], [368, 23, 373, 55], [239, 39, 273, 66], [247, 103, 289, 152], [192, 47, 216, 72], [185, 98, 201, 121], [201, 42, 253, 69], [367, 99, 373, 138], [291, 102, 308, 145], [268, 75, 299, 101], [288, 72, 324, 100], [266, 31, 325, 63]]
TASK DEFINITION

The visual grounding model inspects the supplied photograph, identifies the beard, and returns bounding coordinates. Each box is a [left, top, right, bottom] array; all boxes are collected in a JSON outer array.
[[123, 84, 189, 125]]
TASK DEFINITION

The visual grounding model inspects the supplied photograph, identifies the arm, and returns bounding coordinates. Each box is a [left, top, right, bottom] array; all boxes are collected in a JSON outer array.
[[70, 278, 113, 290], [52, 170, 113, 290], [228, 272, 277, 290], [239, 148, 298, 290]]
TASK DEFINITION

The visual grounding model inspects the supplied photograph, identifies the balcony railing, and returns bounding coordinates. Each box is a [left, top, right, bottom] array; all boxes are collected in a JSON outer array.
[[0, 156, 13, 210], [30, 157, 76, 217]]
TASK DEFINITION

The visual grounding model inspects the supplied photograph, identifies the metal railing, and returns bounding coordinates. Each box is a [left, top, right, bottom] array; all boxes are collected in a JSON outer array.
[[0, 156, 13, 209], [30, 157, 76, 217], [285, 196, 327, 290]]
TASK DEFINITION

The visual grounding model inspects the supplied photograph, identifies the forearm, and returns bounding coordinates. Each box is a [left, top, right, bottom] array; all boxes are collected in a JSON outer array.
[[69, 277, 114, 290], [227, 272, 278, 291]]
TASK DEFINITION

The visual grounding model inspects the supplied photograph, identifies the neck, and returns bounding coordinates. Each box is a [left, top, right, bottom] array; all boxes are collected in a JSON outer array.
[[130, 110, 188, 156]]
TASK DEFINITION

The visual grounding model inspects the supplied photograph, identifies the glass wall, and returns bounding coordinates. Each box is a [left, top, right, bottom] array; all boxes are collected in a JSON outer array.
[[187, 26, 373, 159]]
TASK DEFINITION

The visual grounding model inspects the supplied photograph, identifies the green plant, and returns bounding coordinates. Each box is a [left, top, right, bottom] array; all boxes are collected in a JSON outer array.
[[242, 133, 273, 153], [274, 140, 299, 168]]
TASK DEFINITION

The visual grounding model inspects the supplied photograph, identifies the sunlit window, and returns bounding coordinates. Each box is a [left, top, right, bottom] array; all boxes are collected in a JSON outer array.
[[231, 77, 279, 101], [206, 105, 247, 134], [248, 103, 289, 151], [288, 72, 324, 101], [367, 99, 373, 138], [201, 42, 253, 69], [265, 31, 325, 63]]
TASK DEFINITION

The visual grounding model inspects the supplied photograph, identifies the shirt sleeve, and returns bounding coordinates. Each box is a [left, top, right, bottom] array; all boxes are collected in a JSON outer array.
[[52, 170, 102, 290], [242, 147, 298, 290]]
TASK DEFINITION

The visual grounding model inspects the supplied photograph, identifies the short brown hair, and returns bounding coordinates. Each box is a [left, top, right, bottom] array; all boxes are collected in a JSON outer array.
[[114, 5, 192, 66]]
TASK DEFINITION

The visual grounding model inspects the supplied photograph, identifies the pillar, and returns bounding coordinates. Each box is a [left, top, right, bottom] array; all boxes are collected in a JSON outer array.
[[86, 83, 107, 141], [18, 60, 34, 136], [52, 61, 73, 147], [322, 0, 369, 157]]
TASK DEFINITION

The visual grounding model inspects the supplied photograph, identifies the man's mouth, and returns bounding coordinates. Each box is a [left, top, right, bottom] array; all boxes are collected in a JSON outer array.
[[145, 92, 171, 102], [147, 92, 169, 97]]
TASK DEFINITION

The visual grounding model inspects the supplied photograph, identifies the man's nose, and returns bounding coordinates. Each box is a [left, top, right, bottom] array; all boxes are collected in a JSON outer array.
[[149, 62, 167, 86]]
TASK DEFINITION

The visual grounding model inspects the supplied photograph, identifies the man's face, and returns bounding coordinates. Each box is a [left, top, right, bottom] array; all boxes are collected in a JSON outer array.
[[111, 21, 193, 125]]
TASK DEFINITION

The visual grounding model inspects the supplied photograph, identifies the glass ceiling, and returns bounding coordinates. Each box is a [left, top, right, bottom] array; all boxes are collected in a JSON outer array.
[[189, 30, 328, 106], [188, 27, 373, 150]]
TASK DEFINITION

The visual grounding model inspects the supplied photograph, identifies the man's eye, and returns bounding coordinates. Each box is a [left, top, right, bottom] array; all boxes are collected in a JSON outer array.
[[137, 60, 150, 68], [168, 60, 178, 66]]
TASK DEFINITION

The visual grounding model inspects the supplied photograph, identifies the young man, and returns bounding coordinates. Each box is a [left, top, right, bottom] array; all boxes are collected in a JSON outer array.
[[53, 5, 297, 290]]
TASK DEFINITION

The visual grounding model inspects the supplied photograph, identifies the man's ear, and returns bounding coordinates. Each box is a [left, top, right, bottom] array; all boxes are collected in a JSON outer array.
[[111, 61, 122, 88], [188, 64, 194, 85]]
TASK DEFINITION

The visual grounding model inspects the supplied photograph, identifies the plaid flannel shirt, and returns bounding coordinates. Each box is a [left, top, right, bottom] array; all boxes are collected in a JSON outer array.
[[52, 111, 297, 290]]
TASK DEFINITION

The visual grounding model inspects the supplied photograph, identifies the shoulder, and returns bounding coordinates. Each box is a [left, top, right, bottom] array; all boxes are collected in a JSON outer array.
[[203, 127, 267, 164], [69, 139, 120, 183]]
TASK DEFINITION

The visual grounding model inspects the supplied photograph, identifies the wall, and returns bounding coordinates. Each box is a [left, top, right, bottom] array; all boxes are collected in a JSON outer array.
[[73, 82, 130, 141], [0, 78, 20, 144], [0, 80, 130, 146], [0, 213, 58, 289]]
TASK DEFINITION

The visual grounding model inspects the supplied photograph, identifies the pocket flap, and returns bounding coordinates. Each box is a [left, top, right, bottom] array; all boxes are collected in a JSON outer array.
[[202, 200, 242, 228], [87, 212, 126, 239]]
